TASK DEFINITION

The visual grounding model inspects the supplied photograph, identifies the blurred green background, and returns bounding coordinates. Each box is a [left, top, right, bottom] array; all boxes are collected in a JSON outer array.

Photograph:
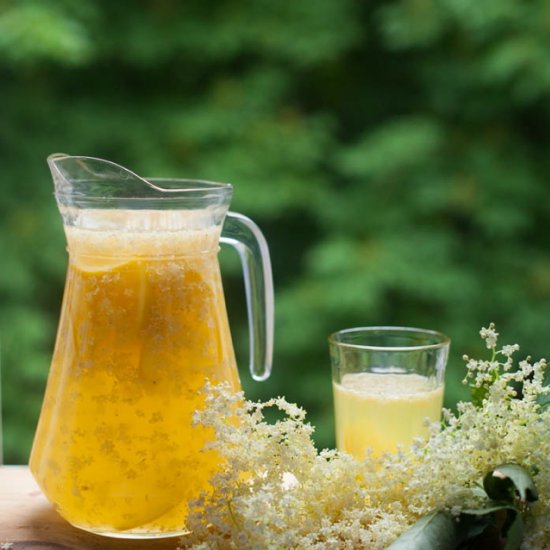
[[2, 0, 550, 464]]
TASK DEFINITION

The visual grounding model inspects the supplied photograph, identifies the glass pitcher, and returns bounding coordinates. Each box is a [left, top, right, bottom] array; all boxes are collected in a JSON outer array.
[[30, 154, 274, 538]]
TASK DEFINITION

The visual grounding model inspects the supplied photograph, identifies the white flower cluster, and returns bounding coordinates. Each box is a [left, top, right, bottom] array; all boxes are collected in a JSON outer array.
[[179, 327, 550, 549]]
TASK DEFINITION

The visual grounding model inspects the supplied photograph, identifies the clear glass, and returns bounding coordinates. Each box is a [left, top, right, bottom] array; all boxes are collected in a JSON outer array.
[[329, 326, 450, 460], [30, 154, 274, 538]]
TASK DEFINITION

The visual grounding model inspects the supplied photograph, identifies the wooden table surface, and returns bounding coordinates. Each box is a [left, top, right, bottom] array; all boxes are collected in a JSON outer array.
[[0, 466, 186, 549]]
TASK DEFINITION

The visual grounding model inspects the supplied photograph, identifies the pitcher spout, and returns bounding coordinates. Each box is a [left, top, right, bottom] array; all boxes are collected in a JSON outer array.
[[48, 153, 232, 209], [48, 153, 158, 203]]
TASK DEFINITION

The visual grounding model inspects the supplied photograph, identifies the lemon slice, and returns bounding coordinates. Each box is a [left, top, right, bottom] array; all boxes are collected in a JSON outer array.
[[71, 255, 133, 273]]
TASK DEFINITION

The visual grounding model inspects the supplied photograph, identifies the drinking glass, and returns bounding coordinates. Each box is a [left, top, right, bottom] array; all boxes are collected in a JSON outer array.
[[329, 326, 450, 459]]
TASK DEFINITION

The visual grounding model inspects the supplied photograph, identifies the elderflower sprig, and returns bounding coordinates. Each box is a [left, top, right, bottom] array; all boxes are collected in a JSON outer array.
[[463, 323, 520, 406], [179, 326, 550, 550]]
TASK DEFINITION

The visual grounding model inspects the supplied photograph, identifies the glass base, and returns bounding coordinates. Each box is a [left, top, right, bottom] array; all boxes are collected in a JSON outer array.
[[74, 523, 191, 539]]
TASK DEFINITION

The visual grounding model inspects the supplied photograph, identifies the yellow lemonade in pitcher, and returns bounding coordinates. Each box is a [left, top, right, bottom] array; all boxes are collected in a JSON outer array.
[[333, 372, 443, 459], [30, 221, 240, 536]]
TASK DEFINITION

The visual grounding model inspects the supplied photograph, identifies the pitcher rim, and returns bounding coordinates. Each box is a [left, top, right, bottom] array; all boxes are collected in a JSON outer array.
[[48, 153, 233, 201]]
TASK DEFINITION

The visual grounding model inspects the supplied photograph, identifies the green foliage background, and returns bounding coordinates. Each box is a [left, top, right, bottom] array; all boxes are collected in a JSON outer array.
[[2, 0, 550, 463]]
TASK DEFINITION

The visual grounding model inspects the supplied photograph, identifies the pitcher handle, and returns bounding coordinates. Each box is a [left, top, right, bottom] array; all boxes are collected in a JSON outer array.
[[220, 212, 274, 381]]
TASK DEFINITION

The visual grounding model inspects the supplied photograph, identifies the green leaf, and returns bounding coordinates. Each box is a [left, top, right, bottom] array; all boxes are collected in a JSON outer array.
[[390, 505, 526, 550], [503, 511, 524, 550], [386, 511, 460, 550], [461, 505, 524, 550], [483, 464, 539, 505], [538, 391, 550, 410], [470, 382, 490, 407], [454, 510, 494, 543]]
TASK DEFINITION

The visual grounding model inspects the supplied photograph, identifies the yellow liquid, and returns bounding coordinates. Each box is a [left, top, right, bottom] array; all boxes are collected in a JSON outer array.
[[30, 222, 240, 536], [333, 372, 443, 459]]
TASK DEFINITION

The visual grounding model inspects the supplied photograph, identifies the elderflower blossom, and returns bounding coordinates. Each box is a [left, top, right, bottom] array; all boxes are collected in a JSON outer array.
[[179, 327, 550, 549], [479, 323, 499, 349]]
